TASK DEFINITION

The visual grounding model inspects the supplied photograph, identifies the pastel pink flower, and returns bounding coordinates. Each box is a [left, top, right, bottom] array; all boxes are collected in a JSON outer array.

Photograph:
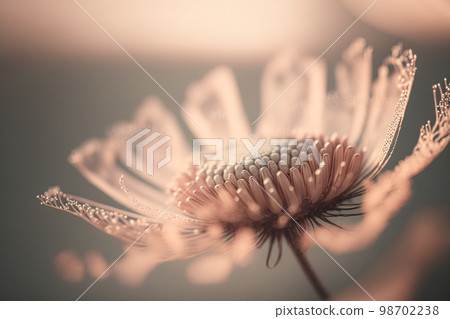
[[39, 39, 450, 297]]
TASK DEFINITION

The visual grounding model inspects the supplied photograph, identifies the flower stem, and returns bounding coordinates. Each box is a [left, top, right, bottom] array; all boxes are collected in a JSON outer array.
[[288, 240, 330, 300]]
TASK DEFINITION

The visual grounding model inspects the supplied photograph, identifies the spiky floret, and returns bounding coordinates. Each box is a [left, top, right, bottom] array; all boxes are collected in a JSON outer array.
[[170, 135, 365, 265]]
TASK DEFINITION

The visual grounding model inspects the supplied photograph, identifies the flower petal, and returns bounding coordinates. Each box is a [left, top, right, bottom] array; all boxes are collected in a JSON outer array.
[[362, 45, 417, 174], [37, 187, 217, 260], [68, 97, 192, 210], [183, 66, 251, 139], [330, 38, 373, 142], [131, 97, 191, 177], [395, 80, 450, 178], [306, 170, 412, 253], [257, 49, 327, 137], [69, 137, 169, 210], [306, 80, 449, 253]]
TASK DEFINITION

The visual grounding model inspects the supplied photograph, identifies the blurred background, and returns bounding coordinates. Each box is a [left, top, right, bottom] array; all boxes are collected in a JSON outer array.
[[0, 0, 449, 300]]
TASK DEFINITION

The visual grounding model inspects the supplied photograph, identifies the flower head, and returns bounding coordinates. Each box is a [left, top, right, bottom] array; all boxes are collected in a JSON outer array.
[[38, 39, 450, 294]]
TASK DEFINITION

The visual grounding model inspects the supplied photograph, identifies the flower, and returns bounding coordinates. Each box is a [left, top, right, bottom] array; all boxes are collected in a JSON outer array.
[[38, 39, 450, 298]]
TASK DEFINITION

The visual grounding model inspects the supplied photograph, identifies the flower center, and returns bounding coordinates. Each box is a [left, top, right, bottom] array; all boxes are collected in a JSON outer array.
[[170, 134, 365, 231]]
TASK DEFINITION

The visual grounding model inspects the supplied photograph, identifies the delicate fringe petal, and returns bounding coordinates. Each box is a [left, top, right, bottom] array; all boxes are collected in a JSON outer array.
[[37, 187, 217, 260], [308, 80, 449, 253], [396, 79, 450, 178], [364, 45, 417, 175]]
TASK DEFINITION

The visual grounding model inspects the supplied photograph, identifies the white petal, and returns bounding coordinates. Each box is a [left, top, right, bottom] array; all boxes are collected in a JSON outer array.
[[331, 38, 372, 143], [110, 97, 190, 190], [131, 97, 191, 175], [183, 66, 250, 139], [69, 137, 169, 210], [68, 97, 192, 210], [257, 50, 326, 137]]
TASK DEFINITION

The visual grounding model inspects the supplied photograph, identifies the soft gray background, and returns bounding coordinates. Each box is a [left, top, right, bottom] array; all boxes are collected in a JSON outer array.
[[1, 8, 449, 300]]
